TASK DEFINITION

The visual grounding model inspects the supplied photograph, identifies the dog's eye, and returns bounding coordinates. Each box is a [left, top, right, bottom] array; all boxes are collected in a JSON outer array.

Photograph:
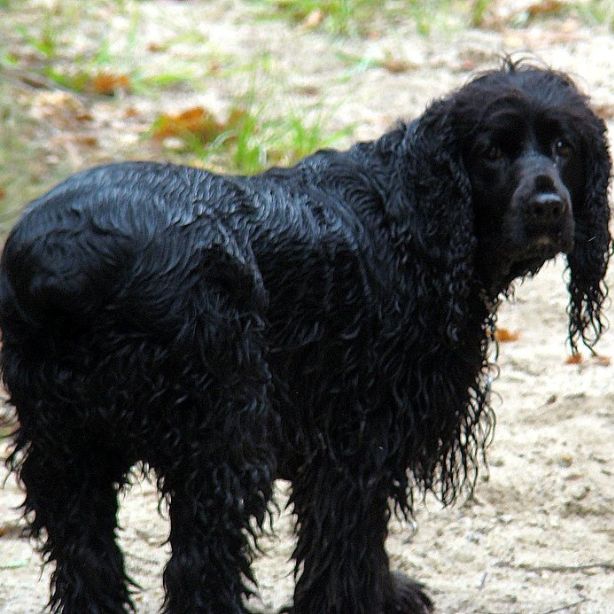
[[483, 145, 503, 162], [553, 138, 573, 158]]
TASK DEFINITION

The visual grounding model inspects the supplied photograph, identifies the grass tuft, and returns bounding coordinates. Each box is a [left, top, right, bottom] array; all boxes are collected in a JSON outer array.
[[153, 100, 354, 175], [253, 0, 493, 36], [574, 0, 614, 30]]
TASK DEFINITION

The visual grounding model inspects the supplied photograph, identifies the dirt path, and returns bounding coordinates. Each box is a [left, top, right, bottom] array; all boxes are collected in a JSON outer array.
[[1, 2, 613, 613]]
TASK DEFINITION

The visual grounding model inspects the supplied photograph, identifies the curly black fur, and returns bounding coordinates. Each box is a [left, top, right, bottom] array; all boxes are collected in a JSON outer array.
[[1, 61, 610, 613]]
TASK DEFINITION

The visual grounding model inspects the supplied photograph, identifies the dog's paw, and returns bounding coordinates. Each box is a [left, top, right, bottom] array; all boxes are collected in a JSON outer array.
[[387, 571, 434, 614], [277, 573, 433, 614]]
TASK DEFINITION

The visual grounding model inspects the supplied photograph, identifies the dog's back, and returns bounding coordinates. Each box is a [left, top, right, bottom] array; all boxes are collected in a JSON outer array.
[[0, 156, 390, 613], [0, 161, 286, 612]]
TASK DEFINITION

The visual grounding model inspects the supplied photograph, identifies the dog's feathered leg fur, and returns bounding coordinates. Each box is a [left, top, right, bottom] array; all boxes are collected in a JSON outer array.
[[151, 279, 275, 613]]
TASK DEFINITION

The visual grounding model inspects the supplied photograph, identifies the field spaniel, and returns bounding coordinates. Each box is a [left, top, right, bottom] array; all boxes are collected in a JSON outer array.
[[1, 60, 610, 613]]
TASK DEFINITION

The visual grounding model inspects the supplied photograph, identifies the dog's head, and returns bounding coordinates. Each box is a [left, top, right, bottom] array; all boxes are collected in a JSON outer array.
[[404, 60, 611, 350]]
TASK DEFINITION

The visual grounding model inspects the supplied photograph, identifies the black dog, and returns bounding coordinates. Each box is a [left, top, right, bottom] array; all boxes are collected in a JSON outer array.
[[1, 61, 610, 613]]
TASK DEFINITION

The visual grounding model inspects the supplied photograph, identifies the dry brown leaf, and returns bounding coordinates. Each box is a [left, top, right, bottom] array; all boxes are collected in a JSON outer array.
[[495, 327, 521, 343], [527, 0, 565, 18], [593, 355, 611, 367], [124, 106, 141, 119], [208, 60, 223, 76], [295, 84, 320, 96], [380, 56, 416, 74], [90, 72, 131, 96], [147, 42, 166, 53], [73, 135, 98, 147], [565, 353, 583, 365], [152, 106, 241, 143]]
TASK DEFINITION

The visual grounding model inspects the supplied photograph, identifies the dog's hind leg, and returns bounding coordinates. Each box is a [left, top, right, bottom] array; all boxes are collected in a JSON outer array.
[[17, 443, 133, 613], [152, 310, 275, 614], [3, 380, 135, 614]]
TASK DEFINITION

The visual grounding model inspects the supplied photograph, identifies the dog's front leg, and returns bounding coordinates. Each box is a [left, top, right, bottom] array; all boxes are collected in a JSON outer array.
[[287, 456, 396, 614]]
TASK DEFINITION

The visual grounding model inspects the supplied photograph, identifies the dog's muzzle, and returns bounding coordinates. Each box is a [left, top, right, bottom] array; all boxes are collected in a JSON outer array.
[[513, 160, 575, 255]]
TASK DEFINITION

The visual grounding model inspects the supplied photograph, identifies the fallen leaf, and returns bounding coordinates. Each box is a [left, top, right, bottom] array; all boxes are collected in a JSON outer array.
[[147, 42, 166, 53], [89, 72, 131, 96], [380, 55, 416, 74], [495, 327, 521, 342], [153, 106, 249, 144], [208, 60, 223, 76], [565, 353, 583, 365], [74, 135, 98, 147], [124, 106, 141, 119], [527, 0, 565, 18], [153, 107, 222, 141], [593, 354, 611, 367], [295, 84, 320, 96]]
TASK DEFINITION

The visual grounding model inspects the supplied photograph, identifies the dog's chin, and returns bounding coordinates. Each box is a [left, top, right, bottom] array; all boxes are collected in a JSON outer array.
[[512, 231, 574, 274], [478, 232, 574, 295], [524, 232, 573, 260]]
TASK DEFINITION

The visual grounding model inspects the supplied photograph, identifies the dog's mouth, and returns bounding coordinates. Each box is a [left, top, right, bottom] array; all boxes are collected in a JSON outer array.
[[526, 230, 574, 257], [478, 224, 575, 294], [506, 229, 574, 276]]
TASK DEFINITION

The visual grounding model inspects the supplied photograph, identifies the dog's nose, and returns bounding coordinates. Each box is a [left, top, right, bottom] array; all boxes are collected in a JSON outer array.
[[525, 192, 567, 225], [534, 173, 555, 192]]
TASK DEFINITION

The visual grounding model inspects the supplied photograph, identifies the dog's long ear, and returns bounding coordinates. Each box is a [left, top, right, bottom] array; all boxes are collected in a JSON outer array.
[[567, 111, 611, 352], [389, 98, 475, 344]]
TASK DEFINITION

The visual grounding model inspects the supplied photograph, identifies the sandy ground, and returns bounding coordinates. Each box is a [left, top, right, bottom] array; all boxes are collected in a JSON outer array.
[[0, 1, 613, 613]]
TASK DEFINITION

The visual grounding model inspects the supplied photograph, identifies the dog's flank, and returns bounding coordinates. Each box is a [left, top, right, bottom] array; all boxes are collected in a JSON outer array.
[[0, 61, 610, 613]]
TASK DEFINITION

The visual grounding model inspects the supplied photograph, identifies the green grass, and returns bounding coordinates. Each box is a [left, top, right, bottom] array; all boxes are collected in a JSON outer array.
[[156, 102, 354, 175], [252, 0, 496, 36], [237, 109, 354, 172], [253, 0, 370, 35], [469, 0, 492, 27], [0, 100, 71, 231], [253, 0, 614, 35], [3, 0, 607, 229], [574, 0, 614, 30], [6, 3, 199, 96], [16, 20, 59, 60]]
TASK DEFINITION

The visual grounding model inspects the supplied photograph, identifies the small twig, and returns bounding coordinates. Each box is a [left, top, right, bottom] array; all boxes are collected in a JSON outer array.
[[478, 571, 488, 589], [0, 66, 89, 101], [0, 66, 59, 92], [499, 561, 614, 573], [539, 597, 588, 614]]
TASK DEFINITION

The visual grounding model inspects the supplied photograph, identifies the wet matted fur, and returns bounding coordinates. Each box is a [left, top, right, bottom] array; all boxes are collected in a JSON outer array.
[[0, 61, 610, 613]]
